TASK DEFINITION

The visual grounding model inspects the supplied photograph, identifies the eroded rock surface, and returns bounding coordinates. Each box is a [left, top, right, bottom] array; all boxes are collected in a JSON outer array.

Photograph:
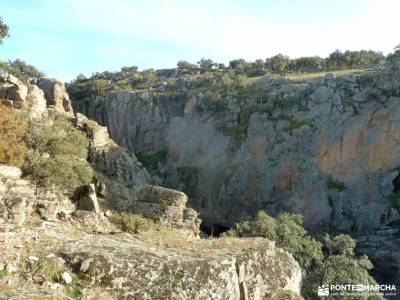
[[137, 185, 201, 237], [0, 220, 302, 300], [37, 77, 73, 116], [0, 165, 302, 299], [72, 70, 400, 284]]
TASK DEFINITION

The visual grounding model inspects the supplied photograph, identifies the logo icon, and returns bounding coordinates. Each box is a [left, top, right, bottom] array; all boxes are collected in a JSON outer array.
[[318, 285, 330, 296]]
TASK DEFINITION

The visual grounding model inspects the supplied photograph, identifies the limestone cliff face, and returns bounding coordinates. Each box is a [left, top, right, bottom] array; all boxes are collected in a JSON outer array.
[[72, 71, 400, 283]]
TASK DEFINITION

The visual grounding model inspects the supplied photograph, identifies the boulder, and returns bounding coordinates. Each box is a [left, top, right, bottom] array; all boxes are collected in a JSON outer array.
[[0, 73, 28, 106], [37, 77, 73, 115], [6, 74, 28, 105], [138, 185, 187, 207], [0, 197, 29, 225], [135, 185, 201, 237], [26, 84, 48, 119], [72, 210, 115, 233], [76, 113, 110, 147], [76, 184, 101, 213], [0, 165, 22, 179]]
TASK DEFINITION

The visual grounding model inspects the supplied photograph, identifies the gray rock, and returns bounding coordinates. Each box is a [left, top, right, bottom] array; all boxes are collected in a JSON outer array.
[[76, 184, 101, 213], [26, 84, 48, 119], [37, 77, 73, 115], [0, 165, 22, 179]]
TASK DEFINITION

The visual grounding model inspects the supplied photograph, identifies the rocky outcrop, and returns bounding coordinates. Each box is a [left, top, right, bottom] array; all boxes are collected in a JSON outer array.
[[0, 218, 302, 299], [75, 184, 101, 213], [72, 70, 400, 283], [76, 113, 200, 237], [0, 73, 73, 119], [137, 185, 201, 237], [0, 163, 302, 299], [0, 73, 28, 108], [37, 77, 73, 116], [0, 165, 75, 224], [76, 112, 150, 194]]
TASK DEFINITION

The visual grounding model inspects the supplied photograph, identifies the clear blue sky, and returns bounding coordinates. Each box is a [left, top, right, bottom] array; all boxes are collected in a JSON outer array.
[[0, 0, 398, 81]]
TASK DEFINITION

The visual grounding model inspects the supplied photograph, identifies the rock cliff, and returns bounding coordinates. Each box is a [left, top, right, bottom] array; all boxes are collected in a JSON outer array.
[[0, 73, 304, 299], [72, 69, 400, 285]]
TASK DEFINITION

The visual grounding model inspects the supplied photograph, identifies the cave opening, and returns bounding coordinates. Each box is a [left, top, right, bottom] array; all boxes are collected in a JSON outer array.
[[392, 173, 400, 194], [200, 222, 230, 237]]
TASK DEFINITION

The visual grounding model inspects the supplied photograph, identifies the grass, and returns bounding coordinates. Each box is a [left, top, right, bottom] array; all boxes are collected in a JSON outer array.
[[276, 69, 371, 82], [110, 213, 156, 234], [0, 270, 6, 280]]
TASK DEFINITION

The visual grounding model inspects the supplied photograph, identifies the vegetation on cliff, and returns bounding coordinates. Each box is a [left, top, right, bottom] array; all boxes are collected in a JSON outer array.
[[226, 211, 381, 299], [0, 105, 27, 167], [23, 112, 93, 191], [0, 105, 92, 191]]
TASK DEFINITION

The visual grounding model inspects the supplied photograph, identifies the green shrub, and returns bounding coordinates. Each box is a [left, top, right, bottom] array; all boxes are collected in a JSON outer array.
[[25, 153, 92, 190], [135, 151, 168, 170], [23, 113, 92, 191], [226, 211, 381, 299], [111, 213, 155, 234], [327, 178, 346, 192]]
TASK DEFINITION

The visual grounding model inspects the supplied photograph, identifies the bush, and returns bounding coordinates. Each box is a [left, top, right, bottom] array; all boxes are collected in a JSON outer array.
[[0, 105, 27, 167], [226, 211, 381, 299], [25, 153, 92, 190], [23, 113, 92, 191], [110, 213, 155, 234], [0, 59, 44, 82]]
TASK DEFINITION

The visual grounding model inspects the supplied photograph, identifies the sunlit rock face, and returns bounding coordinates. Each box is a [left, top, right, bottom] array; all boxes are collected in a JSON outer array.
[[72, 70, 400, 284]]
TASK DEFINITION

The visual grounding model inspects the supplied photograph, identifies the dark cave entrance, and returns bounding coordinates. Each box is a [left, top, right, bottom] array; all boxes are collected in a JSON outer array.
[[392, 173, 400, 194], [200, 222, 230, 237]]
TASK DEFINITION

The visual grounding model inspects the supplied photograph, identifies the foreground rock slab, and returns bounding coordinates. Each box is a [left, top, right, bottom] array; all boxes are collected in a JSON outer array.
[[0, 220, 302, 299]]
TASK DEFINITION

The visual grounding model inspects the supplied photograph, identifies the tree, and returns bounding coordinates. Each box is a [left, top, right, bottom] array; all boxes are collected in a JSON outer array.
[[0, 17, 9, 43], [226, 211, 382, 299], [266, 54, 290, 74], [3, 59, 44, 82], [197, 58, 216, 72], [229, 59, 250, 75], [177, 60, 197, 70]]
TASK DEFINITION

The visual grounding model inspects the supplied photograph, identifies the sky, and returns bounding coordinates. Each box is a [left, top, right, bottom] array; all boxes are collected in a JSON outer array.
[[0, 0, 399, 81]]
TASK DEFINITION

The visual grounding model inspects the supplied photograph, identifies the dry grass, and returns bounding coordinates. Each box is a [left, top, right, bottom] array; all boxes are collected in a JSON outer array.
[[246, 68, 374, 85]]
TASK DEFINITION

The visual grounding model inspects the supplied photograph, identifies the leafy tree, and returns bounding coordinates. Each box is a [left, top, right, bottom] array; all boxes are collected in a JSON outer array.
[[76, 73, 87, 81], [177, 60, 197, 70], [197, 58, 216, 72], [229, 59, 250, 75], [24, 113, 92, 191], [1, 59, 44, 82], [68, 79, 108, 99], [0, 17, 9, 43], [120, 65, 138, 74], [266, 54, 290, 74], [226, 211, 381, 299]]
